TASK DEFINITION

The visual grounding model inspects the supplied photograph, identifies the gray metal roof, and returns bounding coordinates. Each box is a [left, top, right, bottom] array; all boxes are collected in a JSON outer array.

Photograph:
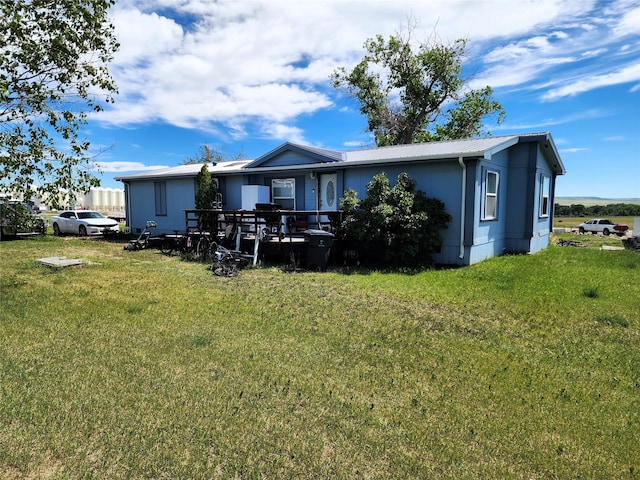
[[341, 132, 564, 174], [115, 160, 252, 181], [115, 132, 564, 181], [343, 135, 520, 163]]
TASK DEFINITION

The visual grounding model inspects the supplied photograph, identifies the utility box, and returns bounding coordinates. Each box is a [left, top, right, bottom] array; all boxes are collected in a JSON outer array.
[[304, 229, 334, 271]]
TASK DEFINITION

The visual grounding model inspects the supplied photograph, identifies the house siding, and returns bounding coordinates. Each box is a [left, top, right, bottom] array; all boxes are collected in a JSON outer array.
[[257, 150, 323, 168], [467, 149, 510, 263], [504, 142, 533, 251], [126, 178, 195, 234], [223, 175, 247, 210]]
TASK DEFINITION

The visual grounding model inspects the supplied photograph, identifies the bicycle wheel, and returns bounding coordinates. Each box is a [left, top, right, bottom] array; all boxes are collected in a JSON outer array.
[[213, 262, 238, 277], [160, 238, 175, 255], [196, 237, 213, 262]]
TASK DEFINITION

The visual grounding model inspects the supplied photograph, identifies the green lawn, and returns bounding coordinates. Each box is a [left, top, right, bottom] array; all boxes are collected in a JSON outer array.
[[1, 235, 639, 479]]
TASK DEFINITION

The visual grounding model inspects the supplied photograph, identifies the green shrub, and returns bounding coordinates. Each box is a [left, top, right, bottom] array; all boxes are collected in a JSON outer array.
[[338, 172, 451, 266]]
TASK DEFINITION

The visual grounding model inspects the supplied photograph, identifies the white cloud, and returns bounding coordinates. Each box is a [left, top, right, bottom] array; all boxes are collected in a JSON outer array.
[[613, 3, 640, 37], [543, 63, 640, 100], [101, 0, 637, 143], [97, 161, 170, 173], [560, 147, 589, 153], [111, 9, 184, 66], [261, 124, 307, 145], [496, 109, 611, 130], [465, 0, 640, 103]]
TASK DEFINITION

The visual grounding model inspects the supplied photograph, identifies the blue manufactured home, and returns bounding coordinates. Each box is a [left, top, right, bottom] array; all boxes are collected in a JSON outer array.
[[116, 132, 565, 265]]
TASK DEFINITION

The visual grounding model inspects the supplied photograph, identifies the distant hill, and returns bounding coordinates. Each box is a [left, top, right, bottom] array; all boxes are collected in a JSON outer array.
[[556, 197, 640, 206]]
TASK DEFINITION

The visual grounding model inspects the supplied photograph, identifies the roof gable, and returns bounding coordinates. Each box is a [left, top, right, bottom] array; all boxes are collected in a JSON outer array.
[[244, 142, 342, 169]]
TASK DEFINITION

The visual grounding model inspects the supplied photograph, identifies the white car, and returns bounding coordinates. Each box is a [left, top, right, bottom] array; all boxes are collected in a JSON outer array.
[[51, 210, 120, 236]]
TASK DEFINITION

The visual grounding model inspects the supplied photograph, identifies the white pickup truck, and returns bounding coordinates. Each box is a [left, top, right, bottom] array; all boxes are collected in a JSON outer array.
[[577, 219, 629, 236]]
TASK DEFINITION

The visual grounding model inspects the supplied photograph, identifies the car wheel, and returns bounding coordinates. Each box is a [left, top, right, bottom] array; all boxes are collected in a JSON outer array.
[[79, 225, 87, 236], [603, 228, 610, 236], [53, 223, 61, 236]]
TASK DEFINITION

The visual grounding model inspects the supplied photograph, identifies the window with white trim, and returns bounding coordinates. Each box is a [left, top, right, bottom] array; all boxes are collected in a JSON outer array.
[[483, 170, 499, 220], [540, 175, 550, 217], [271, 178, 295, 209]]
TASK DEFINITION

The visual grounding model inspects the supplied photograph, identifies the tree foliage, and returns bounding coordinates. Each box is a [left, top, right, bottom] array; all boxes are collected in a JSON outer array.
[[331, 26, 505, 146], [182, 145, 222, 166], [555, 203, 640, 217], [339, 172, 452, 266], [0, 0, 119, 208], [195, 164, 219, 211], [193, 147, 220, 232]]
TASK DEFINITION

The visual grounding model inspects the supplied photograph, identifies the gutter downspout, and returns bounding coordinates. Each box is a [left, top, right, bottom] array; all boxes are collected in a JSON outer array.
[[458, 157, 466, 260], [123, 182, 131, 231]]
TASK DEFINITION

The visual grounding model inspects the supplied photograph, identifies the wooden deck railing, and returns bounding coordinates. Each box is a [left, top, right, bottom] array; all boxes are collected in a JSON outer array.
[[184, 209, 343, 238]]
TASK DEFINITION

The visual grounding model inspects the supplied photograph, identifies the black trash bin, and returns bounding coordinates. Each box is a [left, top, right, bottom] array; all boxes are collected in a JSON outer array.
[[304, 229, 334, 271]]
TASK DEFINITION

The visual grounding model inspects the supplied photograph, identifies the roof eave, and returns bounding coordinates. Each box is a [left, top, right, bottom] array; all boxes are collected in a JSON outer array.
[[518, 132, 566, 175]]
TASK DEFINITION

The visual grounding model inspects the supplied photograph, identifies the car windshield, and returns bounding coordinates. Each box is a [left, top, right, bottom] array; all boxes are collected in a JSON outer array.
[[77, 212, 104, 219]]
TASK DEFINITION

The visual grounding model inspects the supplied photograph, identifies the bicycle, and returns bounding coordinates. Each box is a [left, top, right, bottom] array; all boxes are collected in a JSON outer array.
[[210, 244, 250, 277], [160, 230, 197, 258], [195, 234, 217, 263]]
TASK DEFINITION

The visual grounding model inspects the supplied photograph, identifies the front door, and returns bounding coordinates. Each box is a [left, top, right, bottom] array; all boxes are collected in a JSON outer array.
[[319, 173, 337, 229], [319, 173, 337, 211]]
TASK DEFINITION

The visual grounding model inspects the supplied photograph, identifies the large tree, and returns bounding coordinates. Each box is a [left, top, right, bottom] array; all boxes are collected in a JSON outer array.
[[0, 0, 119, 208], [331, 28, 505, 146], [182, 145, 222, 166]]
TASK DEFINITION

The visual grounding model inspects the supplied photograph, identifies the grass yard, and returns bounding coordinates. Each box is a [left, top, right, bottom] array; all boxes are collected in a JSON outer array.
[[1, 234, 639, 479]]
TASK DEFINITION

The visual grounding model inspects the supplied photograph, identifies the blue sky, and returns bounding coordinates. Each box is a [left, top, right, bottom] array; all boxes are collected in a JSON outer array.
[[90, 0, 639, 199]]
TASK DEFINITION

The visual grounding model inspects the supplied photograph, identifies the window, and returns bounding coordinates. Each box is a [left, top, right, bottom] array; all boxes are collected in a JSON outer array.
[[483, 170, 499, 220], [154, 181, 167, 216], [540, 175, 550, 217], [271, 178, 295, 209]]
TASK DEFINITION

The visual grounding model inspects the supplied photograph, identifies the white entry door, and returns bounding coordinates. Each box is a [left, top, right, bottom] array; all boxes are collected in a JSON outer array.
[[318, 173, 337, 229], [319, 173, 337, 211]]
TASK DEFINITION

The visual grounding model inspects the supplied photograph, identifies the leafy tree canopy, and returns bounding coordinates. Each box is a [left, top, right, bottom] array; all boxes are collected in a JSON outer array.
[[182, 145, 223, 165], [555, 203, 640, 217], [331, 25, 505, 146], [0, 0, 119, 208]]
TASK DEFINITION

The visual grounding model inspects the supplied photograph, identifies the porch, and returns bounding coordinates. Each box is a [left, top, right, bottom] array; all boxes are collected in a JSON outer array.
[[184, 207, 344, 268]]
